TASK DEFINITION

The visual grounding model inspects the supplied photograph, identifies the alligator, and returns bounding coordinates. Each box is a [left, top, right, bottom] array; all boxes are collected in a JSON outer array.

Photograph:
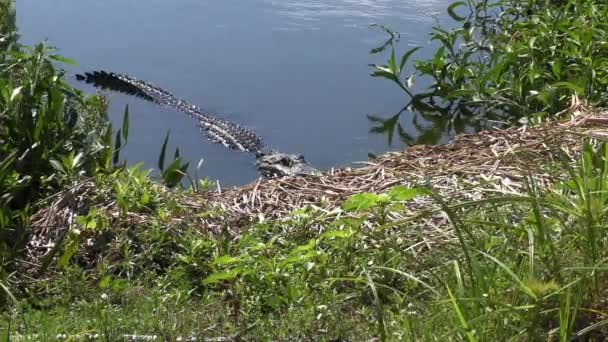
[[76, 71, 320, 179]]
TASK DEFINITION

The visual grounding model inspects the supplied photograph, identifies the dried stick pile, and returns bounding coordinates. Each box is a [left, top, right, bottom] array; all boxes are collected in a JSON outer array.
[[26, 102, 608, 271], [199, 103, 608, 230]]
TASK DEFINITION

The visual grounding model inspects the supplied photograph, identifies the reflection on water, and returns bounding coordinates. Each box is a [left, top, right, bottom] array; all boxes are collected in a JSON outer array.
[[368, 106, 472, 147], [367, 99, 507, 147], [16, 0, 454, 185]]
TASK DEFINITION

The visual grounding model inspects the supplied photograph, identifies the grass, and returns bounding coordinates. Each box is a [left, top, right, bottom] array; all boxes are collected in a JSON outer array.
[[3, 0, 608, 340], [2, 135, 608, 340]]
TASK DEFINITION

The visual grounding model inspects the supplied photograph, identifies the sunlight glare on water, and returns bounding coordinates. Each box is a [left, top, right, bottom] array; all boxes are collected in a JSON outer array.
[[265, 0, 444, 21]]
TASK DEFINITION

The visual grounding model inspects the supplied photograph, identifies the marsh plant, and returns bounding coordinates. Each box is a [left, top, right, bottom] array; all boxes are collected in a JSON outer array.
[[370, 0, 608, 140], [2, 0, 608, 340], [3, 140, 608, 340], [0, 1, 191, 307]]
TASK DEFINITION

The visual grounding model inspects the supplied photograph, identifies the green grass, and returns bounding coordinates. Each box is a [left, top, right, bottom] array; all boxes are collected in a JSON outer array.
[[1, 140, 608, 340], [3, 0, 608, 340]]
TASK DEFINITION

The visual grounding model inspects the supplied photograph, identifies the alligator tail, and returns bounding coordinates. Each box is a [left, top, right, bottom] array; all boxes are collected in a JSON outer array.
[[76, 71, 159, 103], [76, 70, 264, 154]]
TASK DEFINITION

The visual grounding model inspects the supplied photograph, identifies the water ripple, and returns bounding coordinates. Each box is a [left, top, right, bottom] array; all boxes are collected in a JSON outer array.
[[264, 0, 448, 29]]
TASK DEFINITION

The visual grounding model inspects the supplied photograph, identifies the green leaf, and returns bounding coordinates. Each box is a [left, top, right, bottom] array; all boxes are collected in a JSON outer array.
[[387, 186, 428, 201], [369, 24, 398, 40], [528, 36, 537, 50], [212, 255, 241, 266], [71, 152, 84, 169], [373, 266, 440, 297], [162, 157, 189, 187], [370, 70, 398, 82], [113, 129, 122, 166], [121, 105, 129, 142], [552, 81, 584, 95], [399, 46, 421, 71], [0, 151, 17, 183], [75, 215, 97, 230], [447, 2, 467, 22], [49, 54, 77, 66], [478, 250, 538, 300], [158, 131, 170, 172], [288, 239, 316, 256], [99, 275, 112, 289], [9, 86, 22, 102], [101, 124, 113, 170], [49, 159, 64, 173], [446, 285, 476, 341], [388, 48, 398, 73], [58, 233, 80, 269], [0, 80, 9, 103], [321, 229, 354, 239], [342, 193, 386, 212], [203, 268, 242, 285], [369, 24, 399, 55], [164, 157, 180, 174], [48, 85, 64, 117]]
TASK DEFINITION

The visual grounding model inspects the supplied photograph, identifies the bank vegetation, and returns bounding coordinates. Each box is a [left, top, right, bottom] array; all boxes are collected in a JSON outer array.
[[3, 0, 608, 340]]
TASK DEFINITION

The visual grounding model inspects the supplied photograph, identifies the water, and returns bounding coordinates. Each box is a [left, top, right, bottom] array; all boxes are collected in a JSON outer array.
[[16, 0, 453, 186]]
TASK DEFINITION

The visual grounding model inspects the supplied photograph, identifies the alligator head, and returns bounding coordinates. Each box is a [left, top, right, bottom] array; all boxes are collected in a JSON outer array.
[[256, 152, 321, 178]]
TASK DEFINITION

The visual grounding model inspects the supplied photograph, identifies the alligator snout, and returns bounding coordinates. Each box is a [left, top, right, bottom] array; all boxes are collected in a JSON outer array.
[[256, 152, 321, 178]]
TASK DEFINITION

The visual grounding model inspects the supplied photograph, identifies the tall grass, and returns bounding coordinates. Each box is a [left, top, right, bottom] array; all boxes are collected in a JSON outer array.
[[2, 0, 608, 340], [1, 140, 606, 340], [188, 140, 608, 340]]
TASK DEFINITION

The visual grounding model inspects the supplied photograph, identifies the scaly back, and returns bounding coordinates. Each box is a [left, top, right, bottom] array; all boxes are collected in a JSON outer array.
[[76, 71, 264, 153]]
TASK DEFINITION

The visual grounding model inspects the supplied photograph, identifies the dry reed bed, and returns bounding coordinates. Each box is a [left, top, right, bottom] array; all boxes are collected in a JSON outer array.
[[26, 104, 608, 272], [198, 105, 607, 228]]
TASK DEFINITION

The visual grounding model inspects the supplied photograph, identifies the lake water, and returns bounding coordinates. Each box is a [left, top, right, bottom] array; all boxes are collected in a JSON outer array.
[[16, 0, 453, 186]]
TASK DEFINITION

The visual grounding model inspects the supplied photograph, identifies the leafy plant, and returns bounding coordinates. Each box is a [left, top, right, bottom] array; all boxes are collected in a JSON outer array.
[[0, 41, 117, 295], [371, 0, 608, 130], [157, 131, 189, 188], [0, 2, 120, 301], [113, 163, 161, 215]]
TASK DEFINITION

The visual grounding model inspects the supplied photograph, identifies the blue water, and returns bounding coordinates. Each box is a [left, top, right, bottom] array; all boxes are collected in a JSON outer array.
[[16, 0, 452, 185]]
